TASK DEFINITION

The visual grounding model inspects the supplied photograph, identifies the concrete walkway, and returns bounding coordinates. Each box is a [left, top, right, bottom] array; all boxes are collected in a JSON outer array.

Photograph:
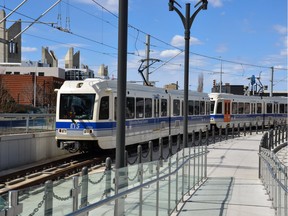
[[178, 134, 275, 216]]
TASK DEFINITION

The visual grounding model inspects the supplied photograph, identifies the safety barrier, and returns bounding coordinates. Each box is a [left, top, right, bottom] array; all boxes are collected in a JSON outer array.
[[259, 124, 288, 216]]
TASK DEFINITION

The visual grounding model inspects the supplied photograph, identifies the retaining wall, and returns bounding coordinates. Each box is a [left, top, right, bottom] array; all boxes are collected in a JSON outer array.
[[0, 132, 67, 171]]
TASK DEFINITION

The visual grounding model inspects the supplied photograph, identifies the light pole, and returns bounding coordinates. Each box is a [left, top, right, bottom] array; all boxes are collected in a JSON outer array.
[[168, 0, 208, 147]]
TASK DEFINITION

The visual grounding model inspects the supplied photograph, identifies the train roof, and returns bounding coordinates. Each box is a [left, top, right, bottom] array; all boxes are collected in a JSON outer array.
[[58, 78, 210, 99]]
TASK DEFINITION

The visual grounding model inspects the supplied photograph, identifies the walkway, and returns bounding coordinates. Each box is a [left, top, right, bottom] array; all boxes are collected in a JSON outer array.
[[177, 134, 275, 216]]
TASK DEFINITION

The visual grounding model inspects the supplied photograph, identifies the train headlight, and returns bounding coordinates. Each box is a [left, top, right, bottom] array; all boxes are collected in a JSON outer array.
[[58, 129, 67, 134], [83, 129, 93, 134]]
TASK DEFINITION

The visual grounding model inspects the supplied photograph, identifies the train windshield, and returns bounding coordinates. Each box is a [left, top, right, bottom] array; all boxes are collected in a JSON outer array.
[[59, 94, 95, 120]]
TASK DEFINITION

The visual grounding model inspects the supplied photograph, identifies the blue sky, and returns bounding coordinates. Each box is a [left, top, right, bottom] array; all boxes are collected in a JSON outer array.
[[1, 0, 287, 93]]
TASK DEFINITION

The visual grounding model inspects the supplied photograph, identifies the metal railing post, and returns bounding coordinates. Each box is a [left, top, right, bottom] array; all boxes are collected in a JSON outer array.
[[71, 176, 80, 212], [148, 141, 153, 174], [81, 167, 88, 209], [137, 145, 143, 216], [5, 190, 23, 216], [168, 135, 173, 156], [159, 138, 163, 166], [192, 130, 196, 189], [105, 157, 112, 198], [44, 180, 53, 216], [212, 125, 215, 143], [232, 123, 235, 139], [219, 126, 222, 141]]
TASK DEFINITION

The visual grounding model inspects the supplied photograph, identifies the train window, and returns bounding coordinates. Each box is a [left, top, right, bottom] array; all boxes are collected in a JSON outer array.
[[266, 103, 272, 113], [194, 101, 200, 115], [285, 104, 288, 114], [238, 103, 244, 114], [60, 94, 95, 120], [216, 101, 222, 114], [210, 101, 215, 114], [99, 96, 109, 120], [200, 101, 205, 115], [145, 98, 152, 118], [161, 99, 168, 117], [206, 102, 210, 115], [251, 103, 255, 114], [257, 103, 262, 114], [188, 100, 194, 115], [136, 98, 144, 118], [232, 102, 237, 114], [173, 99, 180, 116], [279, 104, 285, 113], [126, 97, 135, 119], [244, 103, 250, 114]]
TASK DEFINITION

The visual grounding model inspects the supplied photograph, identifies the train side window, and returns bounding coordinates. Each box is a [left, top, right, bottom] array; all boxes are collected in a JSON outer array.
[[266, 103, 272, 113], [145, 98, 152, 118], [136, 98, 144, 118], [195, 101, 200, 115], [200, 101, 205, 115], [285, 104, 288, 114], [244, 103, 250, 114], [161, 99, 167, 117], [188, 100, 194, 115], [216, 101, 222, 114], [126, 97, 135, 119], [99, 96, 109, 120], [173, 99, 180, 116], [232, 102, 237, 114], [238, 102, 244, 114], [210, 101, 215, 114], [257, 103, 262, 114], [279, 104, 285, 113], [206, 102, 210, 115]]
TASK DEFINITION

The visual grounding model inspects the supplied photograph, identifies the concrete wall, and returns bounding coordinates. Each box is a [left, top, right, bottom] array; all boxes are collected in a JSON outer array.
[[0, 132, 68, 171]]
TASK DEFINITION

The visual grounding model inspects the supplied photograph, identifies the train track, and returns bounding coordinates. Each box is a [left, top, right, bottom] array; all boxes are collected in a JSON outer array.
[[0, 154, 106, 195]]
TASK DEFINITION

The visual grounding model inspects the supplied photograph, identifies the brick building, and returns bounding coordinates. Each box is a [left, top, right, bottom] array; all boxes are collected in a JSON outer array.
[[0, 74, 64, 109]]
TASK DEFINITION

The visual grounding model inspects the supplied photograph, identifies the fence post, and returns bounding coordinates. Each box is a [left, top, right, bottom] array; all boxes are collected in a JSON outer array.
[[105, 157, 112, 198], [4, 190, 23, 216], [238, 123, 240, 137], [148, 141, 153, 174], [138, 145, 143, 216], [256, 121, 258, 134], [225, 125, 228, 140], [71, 176, 80, 212], [244, 123, 246, 136], [81, 167, 88, 209], [219, 126, 222, 141], [232, 124, 235, 139], [177, 134, 181, 152], [44, 180, 53, 216], [159, 138, 163, 165]]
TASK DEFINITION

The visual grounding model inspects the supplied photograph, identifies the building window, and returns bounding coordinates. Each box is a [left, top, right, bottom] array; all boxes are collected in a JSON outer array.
[[5, 71, 12, 75], [14, 72, 20, 75], [38, 72, 45, 76]]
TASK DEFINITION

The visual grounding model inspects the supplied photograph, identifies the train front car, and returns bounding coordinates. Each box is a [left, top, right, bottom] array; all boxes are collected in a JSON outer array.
[[55, 79, 108, 153]]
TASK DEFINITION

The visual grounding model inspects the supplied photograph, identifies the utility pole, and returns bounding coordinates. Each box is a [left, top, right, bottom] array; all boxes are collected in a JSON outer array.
[[168, 0, 208, 148], [270, 66, 274, 97], [145, 34, 150, 85]]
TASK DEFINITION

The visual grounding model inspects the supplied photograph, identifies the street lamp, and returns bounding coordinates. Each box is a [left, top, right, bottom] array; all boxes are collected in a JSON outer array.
[[168, 0, 208, 147]]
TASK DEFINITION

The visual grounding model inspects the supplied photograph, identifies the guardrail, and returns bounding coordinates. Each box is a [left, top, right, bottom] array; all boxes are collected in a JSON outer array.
[[0, 113, 55, 135], [259, 125, 288, 216], [0, 141, 208, 216]]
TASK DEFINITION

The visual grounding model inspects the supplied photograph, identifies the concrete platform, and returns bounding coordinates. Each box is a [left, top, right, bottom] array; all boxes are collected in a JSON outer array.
[[178, 134, 276, 216]]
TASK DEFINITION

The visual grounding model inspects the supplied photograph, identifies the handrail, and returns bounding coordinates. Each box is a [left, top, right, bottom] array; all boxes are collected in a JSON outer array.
[[66, 150, 208, 216]]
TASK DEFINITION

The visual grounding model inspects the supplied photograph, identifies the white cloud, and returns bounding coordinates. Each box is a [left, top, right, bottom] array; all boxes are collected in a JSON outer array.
[[160, 49, 183, 58], [215, 44, 228, 53], [171, 35, 202, 47], [274, 24, 287, 35], [22, 47, 37, 52]]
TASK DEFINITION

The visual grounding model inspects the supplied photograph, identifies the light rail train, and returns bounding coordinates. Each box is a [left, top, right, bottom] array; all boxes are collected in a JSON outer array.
[[55, 78, 210, 152], [55, 78, 288, 153]]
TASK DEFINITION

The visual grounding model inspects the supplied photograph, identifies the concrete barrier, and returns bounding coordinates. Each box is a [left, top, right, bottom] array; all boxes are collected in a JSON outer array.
[[0, 132, 68, 171]]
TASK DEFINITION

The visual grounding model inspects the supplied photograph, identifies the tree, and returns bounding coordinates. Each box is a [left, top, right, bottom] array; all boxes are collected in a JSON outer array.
[[0, 77, 16, 112]]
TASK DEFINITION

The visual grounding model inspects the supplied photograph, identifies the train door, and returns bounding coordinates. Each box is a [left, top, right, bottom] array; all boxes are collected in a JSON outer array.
[[224, 100, 231, 122]]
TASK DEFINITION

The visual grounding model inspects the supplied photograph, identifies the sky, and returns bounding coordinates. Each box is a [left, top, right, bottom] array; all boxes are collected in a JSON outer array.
[[1, 0, 287, 93]]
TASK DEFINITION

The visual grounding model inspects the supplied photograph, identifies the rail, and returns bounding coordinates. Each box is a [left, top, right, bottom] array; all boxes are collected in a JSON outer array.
[[259, 125, 288, 216], [0, 113, 55, 134]]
